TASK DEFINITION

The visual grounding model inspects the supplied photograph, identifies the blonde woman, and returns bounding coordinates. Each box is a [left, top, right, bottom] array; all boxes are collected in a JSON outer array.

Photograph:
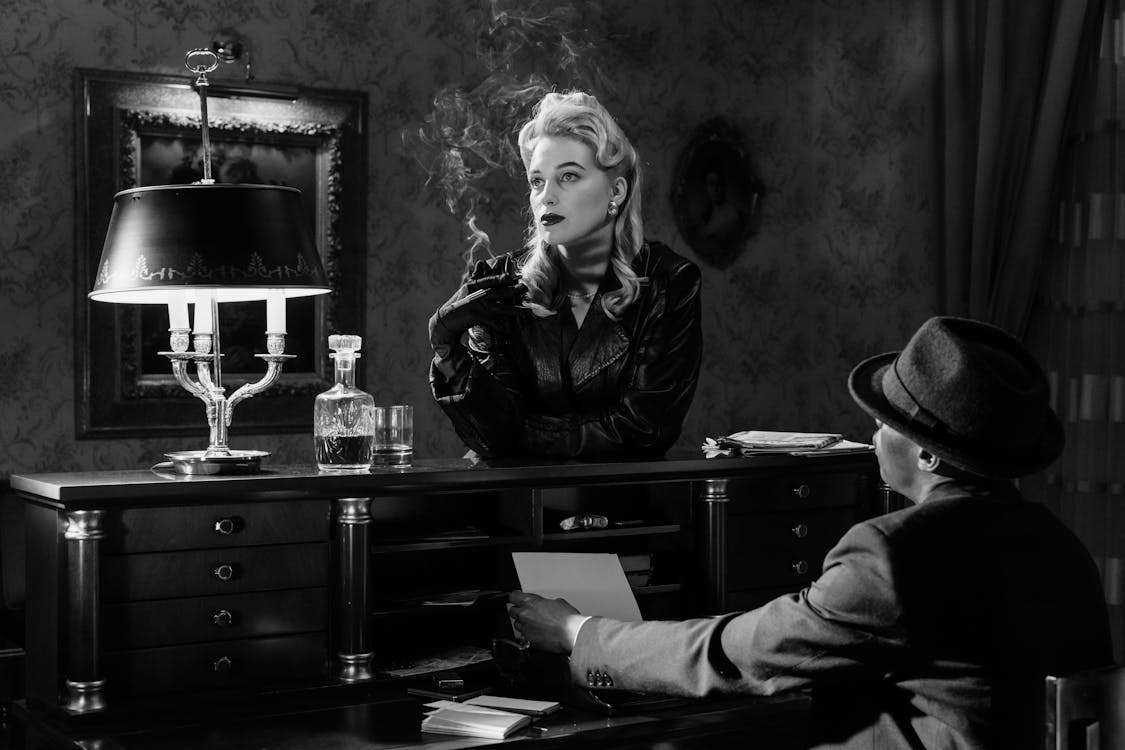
[[429, 91, 702, 458]]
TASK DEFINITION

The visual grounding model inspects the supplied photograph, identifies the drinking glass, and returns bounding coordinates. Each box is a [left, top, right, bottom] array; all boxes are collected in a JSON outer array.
[[373, 405, 413, 465]]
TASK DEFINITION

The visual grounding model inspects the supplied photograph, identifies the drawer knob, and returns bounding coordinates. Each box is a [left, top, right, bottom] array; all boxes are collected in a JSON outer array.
[[212, 563, 237, 582], [791, 523, 809, 539], [211, 609, 234, 627], [214, 518, 237, 535], [793, 484, 811, 499], [213, 655, 232, 673], [792, 560, 809, 575]]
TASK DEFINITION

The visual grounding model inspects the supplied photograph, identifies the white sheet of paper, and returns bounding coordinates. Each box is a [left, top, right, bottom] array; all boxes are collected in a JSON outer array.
[[512, 552, 642, 621]]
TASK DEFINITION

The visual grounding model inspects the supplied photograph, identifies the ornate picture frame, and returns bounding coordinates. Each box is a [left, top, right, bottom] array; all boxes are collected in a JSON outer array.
[[671, 117, 764, 269], [75, 68, 367, 438]]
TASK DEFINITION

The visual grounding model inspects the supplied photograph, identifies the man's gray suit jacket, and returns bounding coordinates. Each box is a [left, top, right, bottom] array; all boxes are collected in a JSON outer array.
[[569, 480, 1112, 749]]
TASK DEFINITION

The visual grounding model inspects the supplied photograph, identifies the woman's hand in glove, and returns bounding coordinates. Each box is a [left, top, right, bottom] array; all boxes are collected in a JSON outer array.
[[429, 257, 527, 350]]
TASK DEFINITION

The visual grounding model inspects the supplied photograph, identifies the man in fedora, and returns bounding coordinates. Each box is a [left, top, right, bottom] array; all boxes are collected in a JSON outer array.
[[508, 316, 1112, 749]]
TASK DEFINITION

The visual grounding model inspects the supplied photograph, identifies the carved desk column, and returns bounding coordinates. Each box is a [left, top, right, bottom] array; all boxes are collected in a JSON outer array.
[[64, 509, 107, 714], [699, 478, 730, 615], [335, 497, 373, 682]]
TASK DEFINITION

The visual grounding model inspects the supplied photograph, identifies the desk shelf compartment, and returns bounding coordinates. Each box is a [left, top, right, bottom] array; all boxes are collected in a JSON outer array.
[[541, 522, 681, 542], [538, 481, 692, 536], [370, 545, 520, 614], [369, 488, 532, 552], [538, 482, 695, 621], [541, 532, 688, 587], [369, 596, 509, 669]]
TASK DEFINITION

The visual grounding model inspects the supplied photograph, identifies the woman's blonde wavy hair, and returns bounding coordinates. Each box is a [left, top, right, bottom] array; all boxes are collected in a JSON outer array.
[[516, 91, 645, 319]]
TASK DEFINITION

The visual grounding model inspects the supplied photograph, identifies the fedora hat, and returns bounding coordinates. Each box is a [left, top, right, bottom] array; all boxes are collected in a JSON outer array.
[[848, 316, 1064, 479]]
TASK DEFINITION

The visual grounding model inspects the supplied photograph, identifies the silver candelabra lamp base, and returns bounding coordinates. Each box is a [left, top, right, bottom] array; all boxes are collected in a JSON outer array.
[[159, 323, 295, 475]]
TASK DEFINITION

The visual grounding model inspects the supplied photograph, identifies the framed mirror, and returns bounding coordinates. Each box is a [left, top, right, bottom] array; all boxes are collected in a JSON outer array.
[[75, 68, 367, 438]]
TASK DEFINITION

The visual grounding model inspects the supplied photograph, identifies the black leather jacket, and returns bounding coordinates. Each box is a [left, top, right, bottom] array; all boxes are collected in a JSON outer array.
[[430, 241, 702, 458]]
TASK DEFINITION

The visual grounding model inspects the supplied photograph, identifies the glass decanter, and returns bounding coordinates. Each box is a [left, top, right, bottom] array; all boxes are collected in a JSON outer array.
[[314, 334, 375, 471]]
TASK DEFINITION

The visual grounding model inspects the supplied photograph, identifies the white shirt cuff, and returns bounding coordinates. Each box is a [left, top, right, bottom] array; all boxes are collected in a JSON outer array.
[[569, 615, 593, 651]]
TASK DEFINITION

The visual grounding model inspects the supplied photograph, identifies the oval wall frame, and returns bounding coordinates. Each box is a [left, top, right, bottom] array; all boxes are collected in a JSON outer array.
[[671, 117, 764, 269]]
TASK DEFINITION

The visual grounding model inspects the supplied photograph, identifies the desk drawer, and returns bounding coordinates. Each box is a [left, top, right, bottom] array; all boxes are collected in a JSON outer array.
[[104, 588, 326, 649], [102, 543, 328, 602], [725, 471, 865, 513], [726, 508, 854, 589], [108, 633, 326, 695], [103, 500, 330, 553]]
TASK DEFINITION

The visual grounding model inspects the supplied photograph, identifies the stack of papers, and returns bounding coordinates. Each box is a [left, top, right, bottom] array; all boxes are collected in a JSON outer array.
[[421, 700, 532, 739], [719, 431, 843, 451], [702, 431, 872, 458], [789, 439, 873, 456]]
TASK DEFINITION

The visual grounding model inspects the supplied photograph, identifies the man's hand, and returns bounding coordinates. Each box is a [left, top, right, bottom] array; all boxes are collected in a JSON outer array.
[[508, 591, 585, 655]]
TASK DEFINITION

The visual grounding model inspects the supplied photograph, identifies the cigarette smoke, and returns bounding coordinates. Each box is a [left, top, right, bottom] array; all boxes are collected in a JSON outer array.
[[406, 0, 609, 280]]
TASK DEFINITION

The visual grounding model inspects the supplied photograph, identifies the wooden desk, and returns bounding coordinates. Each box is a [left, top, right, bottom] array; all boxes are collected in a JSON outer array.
[[8, 451, 879, 744], [13, 691, 812, 749]]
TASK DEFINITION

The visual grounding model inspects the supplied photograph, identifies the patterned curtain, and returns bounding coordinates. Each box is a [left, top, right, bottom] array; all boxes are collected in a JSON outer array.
[[1025, 0, 1124, 661]]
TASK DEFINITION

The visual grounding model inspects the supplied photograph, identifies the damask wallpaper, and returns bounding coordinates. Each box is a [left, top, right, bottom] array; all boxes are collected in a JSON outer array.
[[0, 0, 936, 476]]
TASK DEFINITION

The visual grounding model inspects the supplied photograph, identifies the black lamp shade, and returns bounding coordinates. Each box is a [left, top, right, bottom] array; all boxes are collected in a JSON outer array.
[[89, 183, 332, 303]]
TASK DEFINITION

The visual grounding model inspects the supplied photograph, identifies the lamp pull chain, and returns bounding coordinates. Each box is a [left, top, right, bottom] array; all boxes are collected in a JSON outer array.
[[185, 48, 219, 185]]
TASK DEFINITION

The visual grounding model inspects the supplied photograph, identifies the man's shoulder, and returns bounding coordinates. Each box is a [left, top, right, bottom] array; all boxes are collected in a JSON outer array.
[[863, 481, 1048, 544]]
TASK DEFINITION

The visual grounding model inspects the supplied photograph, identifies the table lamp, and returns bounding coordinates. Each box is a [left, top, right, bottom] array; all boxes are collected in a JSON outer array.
[[88, 49, 332, 475]]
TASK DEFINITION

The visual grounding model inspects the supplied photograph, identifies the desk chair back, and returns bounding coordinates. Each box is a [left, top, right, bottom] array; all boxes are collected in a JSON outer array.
[[1046, 664, 1125, 750]]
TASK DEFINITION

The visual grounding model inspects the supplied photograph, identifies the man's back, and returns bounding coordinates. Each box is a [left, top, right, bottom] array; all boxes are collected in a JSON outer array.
[[824, 479, 1113, 747]]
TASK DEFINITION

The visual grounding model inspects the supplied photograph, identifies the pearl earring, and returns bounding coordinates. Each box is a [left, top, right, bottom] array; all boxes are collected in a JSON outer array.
[[608, 201, 619, 216]]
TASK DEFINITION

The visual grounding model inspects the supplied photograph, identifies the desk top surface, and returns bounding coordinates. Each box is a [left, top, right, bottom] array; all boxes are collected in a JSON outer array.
[[9, 450, 874, 505], [19, 691, 812, 750]]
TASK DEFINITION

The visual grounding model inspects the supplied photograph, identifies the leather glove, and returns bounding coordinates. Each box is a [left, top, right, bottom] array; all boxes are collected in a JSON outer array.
[[429, 257, 527, 349]]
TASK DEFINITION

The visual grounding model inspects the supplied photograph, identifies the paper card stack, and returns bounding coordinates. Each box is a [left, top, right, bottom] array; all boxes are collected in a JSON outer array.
[[421, 701, 531, 739], [465, 695, 561, 716]]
